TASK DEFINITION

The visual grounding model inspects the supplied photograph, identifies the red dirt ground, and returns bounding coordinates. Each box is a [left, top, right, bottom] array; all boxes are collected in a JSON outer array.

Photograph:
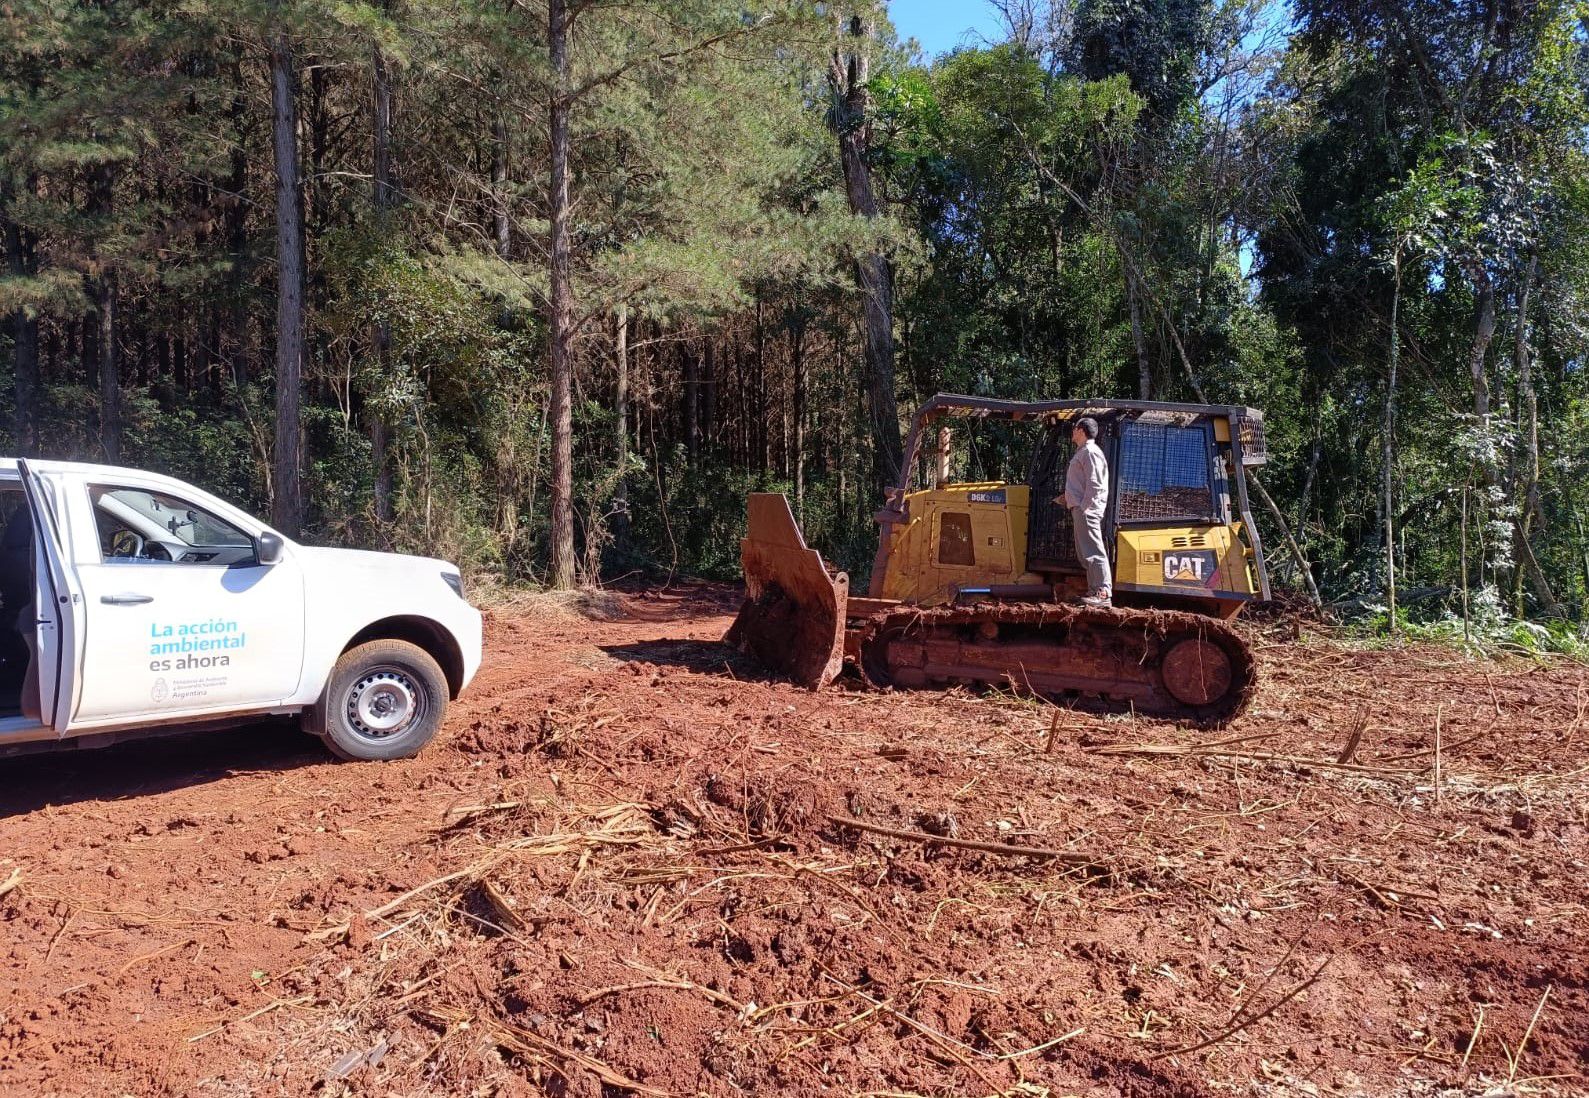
[[1, 585, 1586, 1097]]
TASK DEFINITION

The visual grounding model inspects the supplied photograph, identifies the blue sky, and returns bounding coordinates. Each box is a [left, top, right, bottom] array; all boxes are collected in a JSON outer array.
[[889, 0, 1006, 59]]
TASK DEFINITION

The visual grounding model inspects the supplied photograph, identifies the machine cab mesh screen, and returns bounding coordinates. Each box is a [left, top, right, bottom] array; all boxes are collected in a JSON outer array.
[[1234, 413, 1267, 464], [1117, 421, 1217, 523]]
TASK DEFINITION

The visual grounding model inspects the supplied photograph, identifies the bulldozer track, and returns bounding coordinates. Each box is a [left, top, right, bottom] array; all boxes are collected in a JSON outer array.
[[853, 601, 1257, 726]]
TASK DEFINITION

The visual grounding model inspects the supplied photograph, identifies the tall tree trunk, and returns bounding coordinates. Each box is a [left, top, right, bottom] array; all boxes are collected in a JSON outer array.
[[546, 0, 576, 589], [1295, 429, 1320, 537], [97, 272, 119, 462], [754, 298, 768, 473], [4, 177, 40, 454], [1461, 477, 1471, 642], [90, 164, 120, 462], [828, 12, 902, 491], [1383, 245, 1400, 635], [682, 343, 698, 464], [613, 304, 629, 547], [1127, 267, 1151, 399], [1515, 253, 1539, 524], [1465, 260, 1496, 420], [372, 41, 394, 211], [792, 312, 807, 520], [370, 34, 396, 535], [1511, 252, 1560, 616], [227, 50, 250, 392], [1575, 507, 1589, 619], [492, 113, 510, 260], [270, 26, 306, 537], [702, 337, 717, 458]]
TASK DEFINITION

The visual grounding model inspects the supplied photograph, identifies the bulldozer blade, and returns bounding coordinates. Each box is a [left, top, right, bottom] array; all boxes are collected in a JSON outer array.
[[725, 493, 850, 689]]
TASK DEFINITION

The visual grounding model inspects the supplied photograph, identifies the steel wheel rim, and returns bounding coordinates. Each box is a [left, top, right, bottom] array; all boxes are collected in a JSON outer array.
[[346, 666, 425, 741]]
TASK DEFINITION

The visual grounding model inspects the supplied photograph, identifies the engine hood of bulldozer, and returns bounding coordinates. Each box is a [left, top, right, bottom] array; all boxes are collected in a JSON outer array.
[[876, 483, 1042, 606]]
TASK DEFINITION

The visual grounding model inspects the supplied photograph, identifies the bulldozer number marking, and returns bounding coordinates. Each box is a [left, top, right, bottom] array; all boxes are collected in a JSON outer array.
[[1164, 550, 1217, 585]]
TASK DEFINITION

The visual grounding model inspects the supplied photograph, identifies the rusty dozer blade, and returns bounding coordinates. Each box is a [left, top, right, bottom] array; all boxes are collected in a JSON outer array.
[[724, 493, 850, 689]]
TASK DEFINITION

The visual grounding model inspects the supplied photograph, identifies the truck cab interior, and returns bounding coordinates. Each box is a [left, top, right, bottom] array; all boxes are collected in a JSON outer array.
[[89, 485, 257, 567], [0, 486, 35, 721]]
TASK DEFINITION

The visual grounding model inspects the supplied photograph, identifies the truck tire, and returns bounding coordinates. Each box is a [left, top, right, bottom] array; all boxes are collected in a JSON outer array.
[[316, 639, 449, 761]]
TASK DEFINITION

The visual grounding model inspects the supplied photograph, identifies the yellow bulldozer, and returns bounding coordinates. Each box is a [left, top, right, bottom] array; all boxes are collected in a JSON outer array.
[[725, 394, 1272, 724]]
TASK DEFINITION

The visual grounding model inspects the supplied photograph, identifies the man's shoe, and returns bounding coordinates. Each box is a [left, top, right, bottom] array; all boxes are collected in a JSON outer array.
[[1081, 593, 1112, 609]]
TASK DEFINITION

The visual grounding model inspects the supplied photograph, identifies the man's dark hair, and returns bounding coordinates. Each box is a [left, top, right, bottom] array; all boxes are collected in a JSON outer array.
[[1074, 416, 1099, 440]]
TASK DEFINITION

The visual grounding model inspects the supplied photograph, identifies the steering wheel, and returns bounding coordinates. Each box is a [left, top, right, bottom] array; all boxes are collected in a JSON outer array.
[[109, 529, 146, 559]]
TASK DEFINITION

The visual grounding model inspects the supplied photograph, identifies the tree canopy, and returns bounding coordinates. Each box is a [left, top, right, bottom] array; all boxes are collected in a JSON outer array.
[[3, 0, 1588, 637]]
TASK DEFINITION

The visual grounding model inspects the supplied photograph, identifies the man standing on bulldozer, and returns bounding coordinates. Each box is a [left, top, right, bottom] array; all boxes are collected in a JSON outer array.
[[1062, 416, 1112, 607]]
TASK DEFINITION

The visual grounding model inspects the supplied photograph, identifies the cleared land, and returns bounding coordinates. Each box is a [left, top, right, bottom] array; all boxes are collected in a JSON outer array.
[[0, 586, 1585, 1096]]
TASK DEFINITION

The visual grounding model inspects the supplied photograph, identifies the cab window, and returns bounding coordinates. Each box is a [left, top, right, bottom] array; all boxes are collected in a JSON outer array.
[[1116, 421, 1218, 524], [936, 511, 976, 567], [89, 485, 257, 567]]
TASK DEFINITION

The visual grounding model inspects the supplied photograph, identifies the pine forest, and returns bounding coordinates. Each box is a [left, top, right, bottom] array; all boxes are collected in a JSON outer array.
[[5, 0, 1589, 642]]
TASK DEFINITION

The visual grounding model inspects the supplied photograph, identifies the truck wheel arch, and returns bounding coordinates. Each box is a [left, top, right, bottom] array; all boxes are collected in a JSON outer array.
[[341, 616, 465, 699]]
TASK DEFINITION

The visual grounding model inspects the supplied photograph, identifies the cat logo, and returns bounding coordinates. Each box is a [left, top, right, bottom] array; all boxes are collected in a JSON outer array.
[[1164, 550, 1218, 586]]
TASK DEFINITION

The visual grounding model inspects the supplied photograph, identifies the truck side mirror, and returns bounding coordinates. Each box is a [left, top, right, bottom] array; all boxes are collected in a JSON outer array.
[[256, 532, 286, 566]]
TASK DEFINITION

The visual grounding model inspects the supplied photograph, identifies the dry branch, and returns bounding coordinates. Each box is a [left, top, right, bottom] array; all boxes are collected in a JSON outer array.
[[116, 937, 194, 979], [578, 960, 748, 1016], [819, 972, 1007, 1094], [825, 816, 1111, 871], [477, 877, 527, 931], [1153, 956, 1332, 1059], [1086, 742, 1418, 775], [1337, 707, 1368, 763], [1504, 984, 1553, 1085], [369, 864, 495, 922], [498, 1020, 668, 1096], [993, 1027, 1086, 1060], [187, 995, 313, 1043]]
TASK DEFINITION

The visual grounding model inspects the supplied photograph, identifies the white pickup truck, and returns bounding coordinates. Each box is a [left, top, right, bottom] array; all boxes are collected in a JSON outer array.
[[0, 458, 482, 760]]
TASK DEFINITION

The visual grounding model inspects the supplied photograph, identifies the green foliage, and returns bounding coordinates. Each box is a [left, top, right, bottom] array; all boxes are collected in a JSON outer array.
[[2, 0, 1587, 645], [1073, 0, 1214, 115], [1352, 596, 1589, 663]]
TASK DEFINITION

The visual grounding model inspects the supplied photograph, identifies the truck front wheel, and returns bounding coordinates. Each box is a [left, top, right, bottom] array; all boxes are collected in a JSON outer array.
[[315, 639, 449, 761]]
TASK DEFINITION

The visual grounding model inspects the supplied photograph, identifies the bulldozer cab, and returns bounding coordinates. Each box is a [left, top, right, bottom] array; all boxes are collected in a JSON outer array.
[[1027, 407, 1229, 568], [874, 396, 1271, 614]]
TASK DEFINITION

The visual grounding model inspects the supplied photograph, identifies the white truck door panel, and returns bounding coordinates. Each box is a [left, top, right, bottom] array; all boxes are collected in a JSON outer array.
[[18, 463, 84, 735], [65, 478, 307, 725]]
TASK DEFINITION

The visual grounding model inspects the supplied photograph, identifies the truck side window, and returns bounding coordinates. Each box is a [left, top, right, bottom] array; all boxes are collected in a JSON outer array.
[[937, 511, 976, 567], [88, 486, 257, 567]]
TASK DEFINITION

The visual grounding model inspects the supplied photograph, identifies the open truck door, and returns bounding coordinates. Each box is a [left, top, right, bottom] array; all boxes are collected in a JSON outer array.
[[19, 460, 84, 735]]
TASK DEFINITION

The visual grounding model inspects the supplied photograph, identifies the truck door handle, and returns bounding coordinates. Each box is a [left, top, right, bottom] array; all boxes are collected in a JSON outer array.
[[101, 594, 154, 606]]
